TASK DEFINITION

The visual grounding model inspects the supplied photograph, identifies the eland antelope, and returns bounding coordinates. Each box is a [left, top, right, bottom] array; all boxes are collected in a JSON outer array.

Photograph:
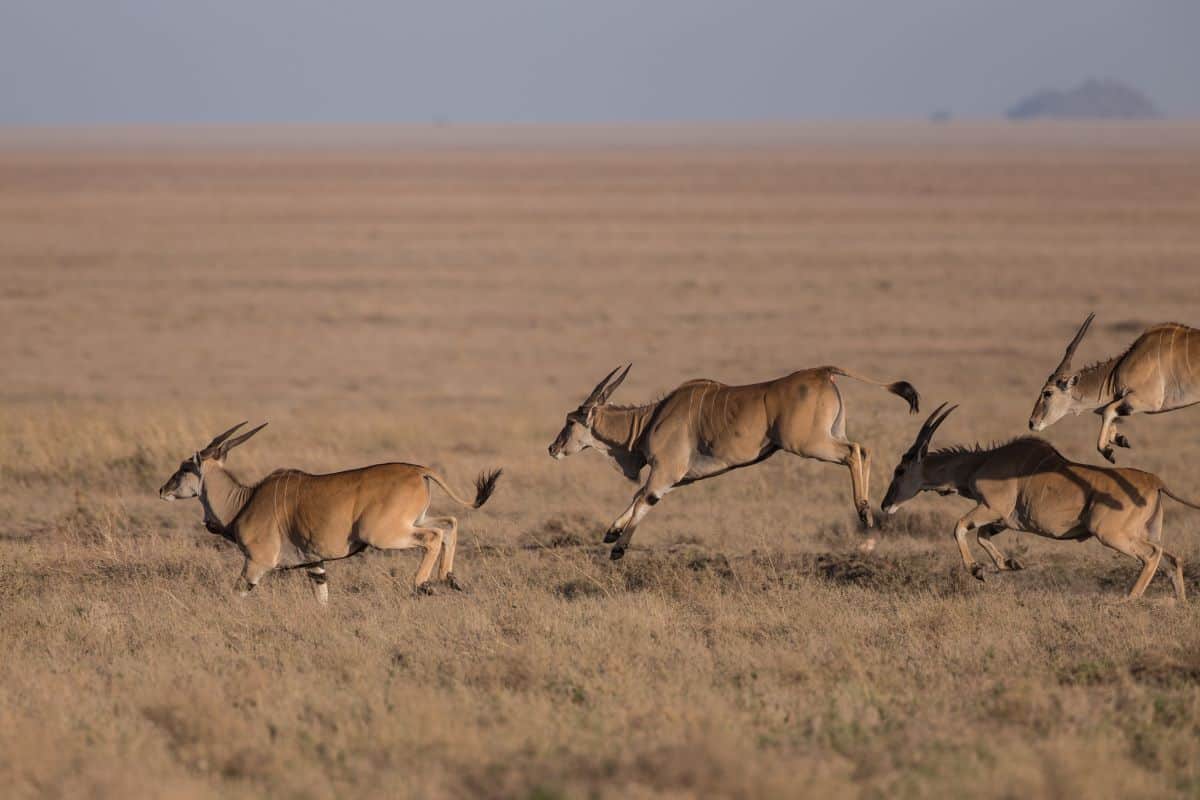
[[1029, 313, 1200, 463], [158, 422, 501, 602], [549, 364, 919, 559], [883, 404, 1198, 601]]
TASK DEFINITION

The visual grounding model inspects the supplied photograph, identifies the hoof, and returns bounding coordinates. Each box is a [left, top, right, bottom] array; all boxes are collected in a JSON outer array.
[[857, 503, 875, 529], [415, 581, 435, 596], [970, 563, 986, 582], [610, 546, 626, 561], [1101, 448, 1116, 464], [603, 529, 621, 544], [1004, 558, 1025, 571], [1114, 434, 1131, 449], [444, 573, 465, 592]]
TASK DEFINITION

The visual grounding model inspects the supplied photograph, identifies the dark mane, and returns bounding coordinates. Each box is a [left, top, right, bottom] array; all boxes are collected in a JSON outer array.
[[1076, 352, 1126, 378], [606, 400, 663, 412], [928, 436, 1059, 459]]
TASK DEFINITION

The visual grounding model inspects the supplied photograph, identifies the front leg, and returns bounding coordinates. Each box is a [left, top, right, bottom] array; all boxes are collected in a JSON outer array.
[[236, 558, 270, 597], [606, 464, 683, 560], [953, 506, 1005, 581], [603, 489, 646, 544], [1096, 401, 1120, 462], [1095, 393, 1136, 463]]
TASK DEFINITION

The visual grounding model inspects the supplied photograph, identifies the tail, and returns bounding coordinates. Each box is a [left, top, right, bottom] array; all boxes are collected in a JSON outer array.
[[827, 367, 920, 414], [1162, 486, 1200, 511], [423, 468, 502, 509]]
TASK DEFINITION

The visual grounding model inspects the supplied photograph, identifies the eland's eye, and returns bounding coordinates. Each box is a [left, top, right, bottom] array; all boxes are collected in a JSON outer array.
[[1042, 390, 1053, 398]]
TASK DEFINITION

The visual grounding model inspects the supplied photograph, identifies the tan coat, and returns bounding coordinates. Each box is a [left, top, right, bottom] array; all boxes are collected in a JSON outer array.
[[550, 364, 919, 559], [885, 406, 1197, 600], [159, 423, 500, 601], [1030, 315, 1200, 461]]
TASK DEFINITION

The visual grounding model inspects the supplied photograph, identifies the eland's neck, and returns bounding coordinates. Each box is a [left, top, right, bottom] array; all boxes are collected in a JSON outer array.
[[922, 450, 989, 497], [587, 404, 655, 479], [199, 463, 254, 534], [591, 404, 655, 454], [1072, 357, 1121, 408]]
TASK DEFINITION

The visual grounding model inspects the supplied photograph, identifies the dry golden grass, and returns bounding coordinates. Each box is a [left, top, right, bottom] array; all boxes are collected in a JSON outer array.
[[2, 123, 1200, 799]]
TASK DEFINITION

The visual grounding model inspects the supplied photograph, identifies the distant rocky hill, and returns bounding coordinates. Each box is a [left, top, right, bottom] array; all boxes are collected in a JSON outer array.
[[1007, 79, 1161, 120]]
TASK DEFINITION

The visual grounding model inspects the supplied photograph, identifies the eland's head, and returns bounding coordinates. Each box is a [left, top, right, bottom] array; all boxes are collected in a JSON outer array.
[[548, 364, 631, 459], [1029, 313, 1094, 432], [881, 403, 957, 514], [159, 421, 267, 501]]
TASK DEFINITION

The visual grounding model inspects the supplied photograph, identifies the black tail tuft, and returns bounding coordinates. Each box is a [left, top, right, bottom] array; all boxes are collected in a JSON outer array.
[[888, 381, 920, 414], [473, 468, 502, 508]]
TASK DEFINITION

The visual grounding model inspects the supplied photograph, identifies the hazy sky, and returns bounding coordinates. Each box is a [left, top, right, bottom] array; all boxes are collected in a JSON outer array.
[[2, 1, 1196, 124]]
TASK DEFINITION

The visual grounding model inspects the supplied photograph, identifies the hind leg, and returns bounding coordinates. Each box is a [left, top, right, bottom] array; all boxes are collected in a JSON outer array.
[[1161, 549, 1186, 602], [848, 442, 873, 528], [424, 515, 463, 590], [860, 445, 872, 512], [1144, 503, 1184, 600], [789, 438, 875, 549], [1099, 531, 1164, 600], [360, 526, 445, 593]]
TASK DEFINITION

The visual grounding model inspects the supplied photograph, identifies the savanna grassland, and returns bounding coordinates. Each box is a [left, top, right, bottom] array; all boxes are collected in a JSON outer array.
[[2, 123, 1200, 799]]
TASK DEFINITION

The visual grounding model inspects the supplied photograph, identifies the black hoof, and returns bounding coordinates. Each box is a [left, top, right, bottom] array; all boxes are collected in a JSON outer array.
[[603, 529, 621, 544], [1101, 448, 1116, 464], [857, 502, 875, 529], [970, 564, 986, 582], [1114, 434, 1131, 449], [444, 574, 464, 592], [415, 581, 435, 596], [610, 546, 626, 561]]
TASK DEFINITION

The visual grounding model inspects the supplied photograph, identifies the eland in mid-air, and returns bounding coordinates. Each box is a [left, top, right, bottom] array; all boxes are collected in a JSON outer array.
[[1029, 313, 1200, 462], [549, 364, 919, 559]]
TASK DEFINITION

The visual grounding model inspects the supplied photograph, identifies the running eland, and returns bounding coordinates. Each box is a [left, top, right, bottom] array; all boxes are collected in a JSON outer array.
[[884, 404, 1197, 601], [158, 422, 501, 602], [549, 364, 919, 559], [1029, 313, 1200, 462]]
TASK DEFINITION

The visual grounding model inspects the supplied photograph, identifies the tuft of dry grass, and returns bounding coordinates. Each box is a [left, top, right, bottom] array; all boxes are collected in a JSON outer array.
[[3, 123, 1200, 798]]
